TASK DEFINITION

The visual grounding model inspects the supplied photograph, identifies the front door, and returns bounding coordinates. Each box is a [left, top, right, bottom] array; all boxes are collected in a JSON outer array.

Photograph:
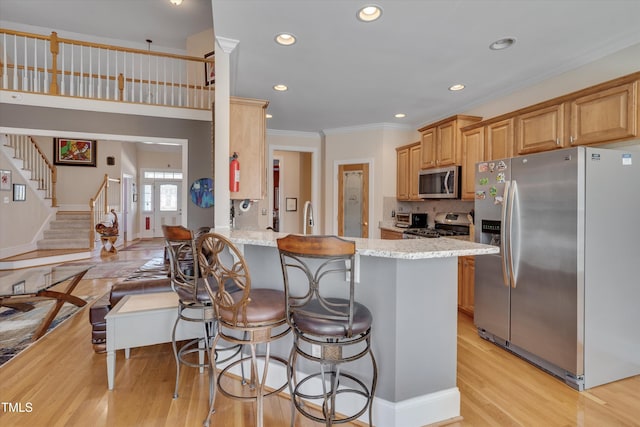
[[141, 179, 182, 238], [338, 163, 369, 238]]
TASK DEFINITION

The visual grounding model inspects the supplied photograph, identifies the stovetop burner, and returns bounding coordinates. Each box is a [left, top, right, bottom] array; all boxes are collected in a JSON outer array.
[[402, 212, 472, 239], [403, 228, 441, 238]]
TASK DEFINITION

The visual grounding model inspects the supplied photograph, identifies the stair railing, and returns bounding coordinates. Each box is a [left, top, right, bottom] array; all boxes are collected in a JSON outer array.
[[6, 134, 57, 206], [89, 174, 121, 250]]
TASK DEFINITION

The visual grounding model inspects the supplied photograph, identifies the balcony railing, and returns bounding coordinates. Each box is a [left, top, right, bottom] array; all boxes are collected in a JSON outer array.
[[1, 29, 214, 109]]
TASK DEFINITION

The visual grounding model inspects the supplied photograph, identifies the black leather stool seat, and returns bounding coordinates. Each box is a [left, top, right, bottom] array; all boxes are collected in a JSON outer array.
[[218, 288, 287, 325], [292, 298, 372, 337]]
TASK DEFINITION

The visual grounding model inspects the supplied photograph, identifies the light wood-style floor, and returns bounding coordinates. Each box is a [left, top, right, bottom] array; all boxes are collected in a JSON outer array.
[[1, 241, 638, 426]]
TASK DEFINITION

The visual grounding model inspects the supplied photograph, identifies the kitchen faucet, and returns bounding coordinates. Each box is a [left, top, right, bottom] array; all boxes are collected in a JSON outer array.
[[303, 200, 314, 235]]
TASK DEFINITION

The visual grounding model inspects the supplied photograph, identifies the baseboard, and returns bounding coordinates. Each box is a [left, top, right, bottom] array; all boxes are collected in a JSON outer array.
[[220, 354, 460, 427]]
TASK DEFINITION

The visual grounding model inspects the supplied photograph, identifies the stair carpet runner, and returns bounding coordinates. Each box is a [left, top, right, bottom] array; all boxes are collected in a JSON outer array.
[[38, 212, 91, 250]]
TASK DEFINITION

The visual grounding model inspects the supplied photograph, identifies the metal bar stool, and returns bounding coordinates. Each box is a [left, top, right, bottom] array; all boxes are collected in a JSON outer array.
[[197, 232, 290, 427], [162, 225, 241, 425], [277, 234, 377, 427]]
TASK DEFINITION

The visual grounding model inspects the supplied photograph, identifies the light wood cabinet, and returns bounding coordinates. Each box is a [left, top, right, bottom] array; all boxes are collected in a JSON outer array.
[[396, 142, 421, 200], [380, 229, 403, 240], [396, 145, 409, 200], [485, 119, 514, 160], [419, 127, 436, 168], [458, 256, 475, 316], [419, 115, 482, 169], [229, 97, 268, 200], [569, 81, 638, 146], [461, 126, 484, 200], [515, 103, 565, 155]]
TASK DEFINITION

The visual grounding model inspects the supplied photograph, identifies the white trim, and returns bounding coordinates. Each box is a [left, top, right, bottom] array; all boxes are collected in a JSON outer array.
[[268, 144, 320, 233], [267, 128, 321, 138], [332, 158, 374, 237], [0, 91, 211, 121], [216, 36, 240, 54]]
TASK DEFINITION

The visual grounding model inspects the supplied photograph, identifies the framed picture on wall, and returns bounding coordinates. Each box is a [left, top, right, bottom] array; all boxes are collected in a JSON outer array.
[[0, 170, 11, 191], [13, 183, 26, 201], [204, 51, 215, 86], [53, 138, 97, 167]]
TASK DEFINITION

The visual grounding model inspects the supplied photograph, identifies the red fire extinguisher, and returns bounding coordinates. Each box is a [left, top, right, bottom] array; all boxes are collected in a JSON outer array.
[[145, 216, 150, 230], [230, 152, 240, 192]]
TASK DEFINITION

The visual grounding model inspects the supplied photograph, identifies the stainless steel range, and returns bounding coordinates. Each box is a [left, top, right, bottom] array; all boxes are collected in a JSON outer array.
[[402, 212, 472, 239]]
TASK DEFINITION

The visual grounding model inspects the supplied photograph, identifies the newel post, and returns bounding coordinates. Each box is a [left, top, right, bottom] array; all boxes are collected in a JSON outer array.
[[49, 31, 59, 95]]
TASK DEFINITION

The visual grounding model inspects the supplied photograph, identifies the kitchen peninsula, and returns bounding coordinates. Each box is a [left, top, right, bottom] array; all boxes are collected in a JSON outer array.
[[210, 228, 498, 427]]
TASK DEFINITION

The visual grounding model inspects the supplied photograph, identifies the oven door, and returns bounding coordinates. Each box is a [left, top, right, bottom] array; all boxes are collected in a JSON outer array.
[[419, 166, 460, 199]]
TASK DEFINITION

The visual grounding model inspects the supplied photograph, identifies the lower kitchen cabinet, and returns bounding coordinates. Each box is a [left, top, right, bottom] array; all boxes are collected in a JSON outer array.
[[380, 229, 403, 240], [458, 256, 475, 316]]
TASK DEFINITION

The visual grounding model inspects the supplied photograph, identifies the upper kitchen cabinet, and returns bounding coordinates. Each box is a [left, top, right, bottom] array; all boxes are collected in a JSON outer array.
[[229, 97, 269, 200], [396, 142, 421, 201], [568, 81, 638, 146], [515, 103, 565, 155], [461, 126, 484, 200], [485, 119, 514, 160], [419, 115, 482, 169]]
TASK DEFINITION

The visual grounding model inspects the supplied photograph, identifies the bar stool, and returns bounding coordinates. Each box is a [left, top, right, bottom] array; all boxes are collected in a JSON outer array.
[[277, 234, 377, 427], [162, 225, 240, 423], [196, 232, 290, 427]]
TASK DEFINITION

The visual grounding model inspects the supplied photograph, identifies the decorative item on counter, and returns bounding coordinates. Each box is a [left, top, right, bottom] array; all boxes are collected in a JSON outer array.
[[239, 199, 251, 212], [95, 209, 119, 236]]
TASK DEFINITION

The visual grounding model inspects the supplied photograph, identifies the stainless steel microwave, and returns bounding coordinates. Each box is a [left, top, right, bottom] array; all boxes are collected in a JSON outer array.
[[418, 166, 460, 199]]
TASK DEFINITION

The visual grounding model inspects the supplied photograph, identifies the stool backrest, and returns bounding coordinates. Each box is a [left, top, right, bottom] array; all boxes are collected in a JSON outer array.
[[277, 234, 357, 337], [196, 232, 252, 327], [162, 225, 198, 301]]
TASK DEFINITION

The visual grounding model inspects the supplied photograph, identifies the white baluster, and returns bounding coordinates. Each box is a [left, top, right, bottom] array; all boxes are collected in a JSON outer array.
[[178, 63, 182, 107], [23, 36, 28, 91], [33, 38, 39, 92], [44, 39, 49, 94], [130, 52, 134, 102], [60, 43, 65, 95], [70, 44, 75, 96], [12, 35, 18, 90], [122, 50, 127, 101], [98, 47, 102, 99], [138, 52, 142, 103], [2, 33, 8, 89], [147, 52, 151, 103], [79, 45, 84, 97], [155, 55, 159, 104], [89, 45, 93, 98], [171, 59, 175, 106]]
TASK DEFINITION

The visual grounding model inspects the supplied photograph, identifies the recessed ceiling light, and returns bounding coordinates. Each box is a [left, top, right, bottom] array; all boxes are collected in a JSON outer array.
[[273, 84, 288, 92], [169, 0, 183, 5], [489, 37, 516, 50], [394, 113, 406, 118], [449, 84, 465, 91], [275, 33, 296, 46], [266, 113, 273, 119], [357, 5, 383, 22]]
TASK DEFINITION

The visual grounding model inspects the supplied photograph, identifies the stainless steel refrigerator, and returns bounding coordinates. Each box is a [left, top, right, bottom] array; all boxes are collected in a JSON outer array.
[[474, 146, 640, 390]]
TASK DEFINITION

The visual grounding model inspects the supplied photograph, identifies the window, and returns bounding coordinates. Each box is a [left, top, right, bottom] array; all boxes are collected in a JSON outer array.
[[143, 184, 153, 212], [159, 184, 178, 211]]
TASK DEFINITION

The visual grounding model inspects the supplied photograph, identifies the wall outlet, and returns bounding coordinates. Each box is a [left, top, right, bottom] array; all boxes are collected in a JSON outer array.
[[311, 344, 322, 358]]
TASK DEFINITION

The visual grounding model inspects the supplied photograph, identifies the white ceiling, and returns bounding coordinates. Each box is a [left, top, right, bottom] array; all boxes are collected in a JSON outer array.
[[2, 0, 640, 133]]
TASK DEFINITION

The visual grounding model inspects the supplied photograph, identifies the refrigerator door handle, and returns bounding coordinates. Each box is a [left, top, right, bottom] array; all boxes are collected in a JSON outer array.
[[501, 180, 511, 287], [508, 180, 518, 288]]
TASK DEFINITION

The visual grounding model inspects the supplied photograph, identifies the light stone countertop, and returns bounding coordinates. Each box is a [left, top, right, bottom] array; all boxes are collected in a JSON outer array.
[[211, 228, 499, 260]]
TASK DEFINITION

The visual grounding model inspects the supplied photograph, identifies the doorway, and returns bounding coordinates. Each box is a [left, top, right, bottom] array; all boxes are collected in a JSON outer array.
[[269, 145, 319, 234], [337, 163, 369, 238], [140, 172, 183, 238]]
